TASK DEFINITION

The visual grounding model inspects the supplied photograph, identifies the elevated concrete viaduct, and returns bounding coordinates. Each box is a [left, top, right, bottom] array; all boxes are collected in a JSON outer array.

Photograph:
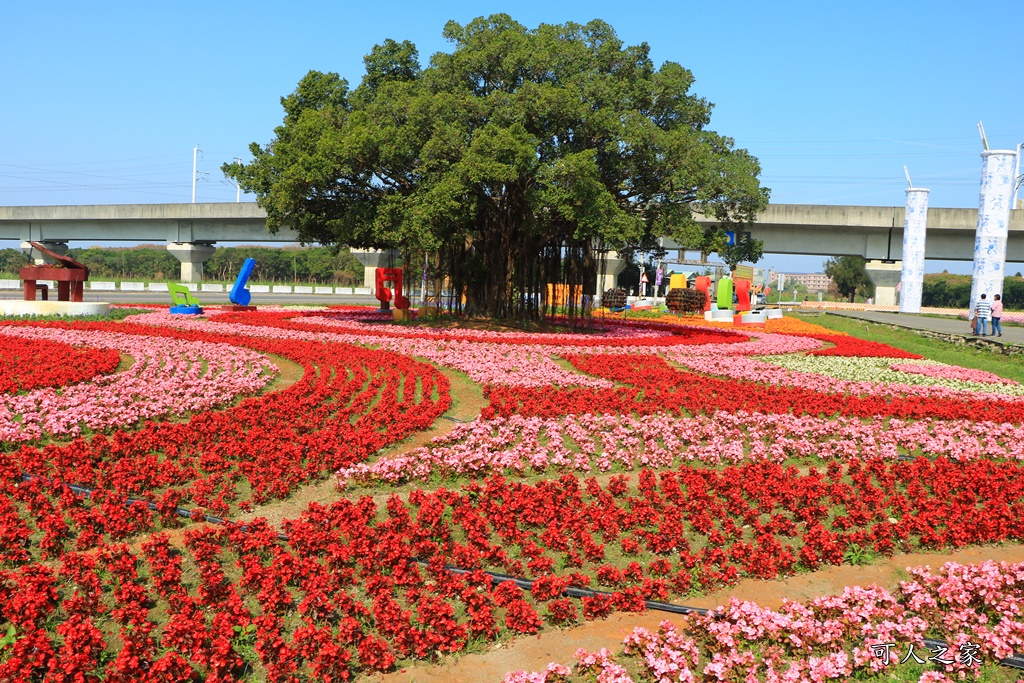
[[0, 203, 297, 282], [662, 205, 1024, 262], [2, 203, 1022, 286]]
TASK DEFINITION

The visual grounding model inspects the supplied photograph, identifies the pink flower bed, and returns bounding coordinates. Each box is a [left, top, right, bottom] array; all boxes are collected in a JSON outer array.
[[0, 326, 276, 442], [336, 412, 1024, 487], [505, 560, 1024, 682], [131, 309, 823, 388]]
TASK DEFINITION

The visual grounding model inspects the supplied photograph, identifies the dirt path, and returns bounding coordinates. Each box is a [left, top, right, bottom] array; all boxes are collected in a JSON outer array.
[[236, 364, 486, 531], [263, 352, 305, 393], [373, 543, 1024, 683]]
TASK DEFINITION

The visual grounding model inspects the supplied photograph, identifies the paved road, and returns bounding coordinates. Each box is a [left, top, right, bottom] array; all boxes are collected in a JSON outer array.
[[818, 309, 1024, 348]]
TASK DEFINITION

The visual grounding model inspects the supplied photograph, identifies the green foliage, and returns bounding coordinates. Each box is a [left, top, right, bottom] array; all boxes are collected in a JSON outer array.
[[231, 623, 259, 677], [921, 273, 970, 308], [0, 308, 147, 323], [0, 248, 29, 274], [1001, 277, 1024, 309], [823, 256, 874, 302], [842, 542, 875, 566], [783, 278, 809, 294], [68, 245, 180, 280], [203, 246, 363, 284], [226, 15, 769, 318], [4, 245, 369, 284], [922, 273, 1024, 310], [701, 229, 764, 271], [617, 261, 659, 294], [0, 623, 17, 650]]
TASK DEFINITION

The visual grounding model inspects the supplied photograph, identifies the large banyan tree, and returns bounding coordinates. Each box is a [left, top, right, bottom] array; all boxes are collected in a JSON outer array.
[[225, 15, 769, 320]]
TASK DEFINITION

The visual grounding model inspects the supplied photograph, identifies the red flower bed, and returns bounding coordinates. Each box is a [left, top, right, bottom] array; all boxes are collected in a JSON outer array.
[[210, 310, 747, 348], [483, 353, 1024, 422], [0, 319, 450, 555], [802, 333, 924, 359], [2, 457, 1023, 680], [3, 313, 1022, 680], [0, 336, 121, 393]]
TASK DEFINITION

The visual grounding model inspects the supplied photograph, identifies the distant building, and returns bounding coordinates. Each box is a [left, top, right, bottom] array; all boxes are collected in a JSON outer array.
[[781, 272, 833, 292]]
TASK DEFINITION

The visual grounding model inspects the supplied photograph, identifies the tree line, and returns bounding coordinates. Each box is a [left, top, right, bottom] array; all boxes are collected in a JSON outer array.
[[0, 246, 365, 284], [822, 256, 1023, 309], [923, 273, 1024, 310]]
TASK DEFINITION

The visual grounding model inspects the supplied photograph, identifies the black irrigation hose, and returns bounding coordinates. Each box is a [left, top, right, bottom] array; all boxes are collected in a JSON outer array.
[[17, 470, 1024, 670], [17, 470, 715, 618], [431, 562, 711, 616], [433, 562, 1024, 670], [18, 473, 230, 526]]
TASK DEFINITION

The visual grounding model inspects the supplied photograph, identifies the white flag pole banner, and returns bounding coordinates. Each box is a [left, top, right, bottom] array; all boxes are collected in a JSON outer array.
[[970, 150, 1019, 313], [899, 187, 930, 313]]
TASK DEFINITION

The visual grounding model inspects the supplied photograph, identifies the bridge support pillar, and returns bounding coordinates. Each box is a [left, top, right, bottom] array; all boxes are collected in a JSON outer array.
[[350, 248, 400, 288], [21, 241, 69, 265], [597, 252, 629, 303], [865, 259, 902, 307], [168, 242, 216, 282]]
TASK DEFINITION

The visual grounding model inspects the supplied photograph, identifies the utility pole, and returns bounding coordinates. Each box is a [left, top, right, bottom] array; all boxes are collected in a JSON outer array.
[[233, 157, 242, 202], [192, 145, 202, 203]]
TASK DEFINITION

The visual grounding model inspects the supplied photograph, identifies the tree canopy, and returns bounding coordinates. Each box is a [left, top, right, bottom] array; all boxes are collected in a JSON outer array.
[[824, 256, 874, 302], [225, 15, 769, 319]]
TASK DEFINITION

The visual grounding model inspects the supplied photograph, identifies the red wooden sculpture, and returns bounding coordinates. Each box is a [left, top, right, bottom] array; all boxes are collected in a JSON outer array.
[[20, 242, 89, 302]]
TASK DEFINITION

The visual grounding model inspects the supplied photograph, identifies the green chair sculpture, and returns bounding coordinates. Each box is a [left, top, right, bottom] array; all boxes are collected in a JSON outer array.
[[168, 283, 203, 315]]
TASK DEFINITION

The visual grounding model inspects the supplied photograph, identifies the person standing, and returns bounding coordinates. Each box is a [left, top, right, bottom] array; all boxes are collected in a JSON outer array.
[[991, 294, 1004, 337], [975, 294, 992, 336]]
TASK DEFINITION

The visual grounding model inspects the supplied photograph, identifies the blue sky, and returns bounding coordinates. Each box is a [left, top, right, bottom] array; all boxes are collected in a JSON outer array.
[[2, 0, 1022, 274]]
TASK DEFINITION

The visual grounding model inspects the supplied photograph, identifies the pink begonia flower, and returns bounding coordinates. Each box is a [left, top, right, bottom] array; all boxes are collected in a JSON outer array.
[[513, 561, 1024, 683], [0, 326, 276, 442], [335, 411, 1024, 487], [130, 308, 825, 388]]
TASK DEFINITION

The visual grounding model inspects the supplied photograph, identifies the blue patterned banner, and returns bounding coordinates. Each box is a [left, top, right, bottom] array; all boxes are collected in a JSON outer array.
[[899, 188, 930, 313], [970, 150, 1018, 313]]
